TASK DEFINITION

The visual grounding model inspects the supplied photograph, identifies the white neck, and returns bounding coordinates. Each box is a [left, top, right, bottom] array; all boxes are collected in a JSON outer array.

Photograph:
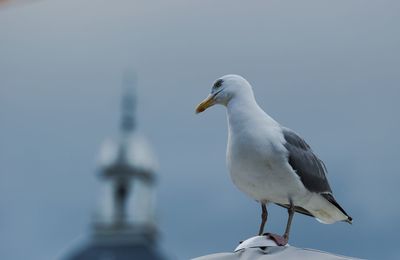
[[226, 94, 278, 134]]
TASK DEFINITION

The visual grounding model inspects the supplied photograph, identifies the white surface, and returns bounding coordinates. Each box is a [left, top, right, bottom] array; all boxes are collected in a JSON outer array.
[[193, 236, 364, 260], [234, 235, 287, 251]]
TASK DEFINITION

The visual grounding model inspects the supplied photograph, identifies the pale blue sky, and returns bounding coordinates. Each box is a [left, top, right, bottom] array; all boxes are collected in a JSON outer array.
[[1, 1, 399, 259]]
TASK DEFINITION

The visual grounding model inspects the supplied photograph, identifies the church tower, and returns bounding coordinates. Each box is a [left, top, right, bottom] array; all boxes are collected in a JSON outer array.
[[65, 76, 167, 260]]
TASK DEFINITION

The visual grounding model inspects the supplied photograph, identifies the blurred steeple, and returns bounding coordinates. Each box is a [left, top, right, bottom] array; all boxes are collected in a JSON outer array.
[[96, 73, 157, 239], [120, 73, 136, 133], [64, 73, 166, 260]]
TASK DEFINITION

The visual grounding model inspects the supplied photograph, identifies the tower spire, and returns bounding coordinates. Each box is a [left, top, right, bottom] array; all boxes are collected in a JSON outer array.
[[65, 75, 166, 260], [113, 74, 137, 224], [120, 73, 137, 134], [94, 73, 158, 243]]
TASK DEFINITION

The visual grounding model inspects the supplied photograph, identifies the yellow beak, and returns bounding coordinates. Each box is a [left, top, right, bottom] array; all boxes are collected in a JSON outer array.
[[195, 94, 215, 114]]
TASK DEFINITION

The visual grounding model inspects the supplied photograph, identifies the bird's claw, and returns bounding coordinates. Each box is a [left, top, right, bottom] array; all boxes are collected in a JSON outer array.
[[263, 233, 288, 246]]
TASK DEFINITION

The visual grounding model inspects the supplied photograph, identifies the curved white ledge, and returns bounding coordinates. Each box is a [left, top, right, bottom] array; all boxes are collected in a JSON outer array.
[[193, 236, 364, 260]]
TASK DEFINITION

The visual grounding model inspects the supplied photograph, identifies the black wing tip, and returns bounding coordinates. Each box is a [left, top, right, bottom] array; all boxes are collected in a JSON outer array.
[[345, 216, 353, 225], [321, 193, 353, 223]]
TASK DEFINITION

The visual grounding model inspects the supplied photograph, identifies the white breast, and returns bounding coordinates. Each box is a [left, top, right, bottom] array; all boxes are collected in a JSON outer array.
[[226, 105, 308, 205]]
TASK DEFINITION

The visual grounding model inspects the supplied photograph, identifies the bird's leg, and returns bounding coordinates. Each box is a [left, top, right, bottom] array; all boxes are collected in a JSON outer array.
[[282, 201, 295, 244], [265, 202, 294, 246], [258, 203, 268, 235]]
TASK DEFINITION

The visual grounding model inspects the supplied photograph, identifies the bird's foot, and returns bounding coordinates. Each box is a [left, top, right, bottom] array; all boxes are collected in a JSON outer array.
[[263, 233, 288, 246]]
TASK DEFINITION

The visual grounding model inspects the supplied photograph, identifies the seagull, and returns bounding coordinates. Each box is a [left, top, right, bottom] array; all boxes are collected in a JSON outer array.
[[195, 75, 352, 246]]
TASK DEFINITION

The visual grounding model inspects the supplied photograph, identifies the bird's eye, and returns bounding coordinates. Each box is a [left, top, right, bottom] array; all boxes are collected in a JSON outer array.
[[213, 79, 223, 89]]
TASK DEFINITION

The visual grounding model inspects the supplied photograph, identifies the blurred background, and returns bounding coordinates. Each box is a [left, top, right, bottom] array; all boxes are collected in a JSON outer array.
[[1, 0, 399, 259]]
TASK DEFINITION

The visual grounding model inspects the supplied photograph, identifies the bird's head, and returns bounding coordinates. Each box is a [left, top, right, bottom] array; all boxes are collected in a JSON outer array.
[[195, 74, 253, 114]]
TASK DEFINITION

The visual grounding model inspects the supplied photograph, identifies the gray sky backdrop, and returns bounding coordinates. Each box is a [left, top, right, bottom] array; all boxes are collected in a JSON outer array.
[[1, 0, 399, 259]]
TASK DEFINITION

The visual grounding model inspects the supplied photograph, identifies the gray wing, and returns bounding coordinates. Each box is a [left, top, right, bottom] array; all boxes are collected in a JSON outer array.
[[282, 127, 332, 193]]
